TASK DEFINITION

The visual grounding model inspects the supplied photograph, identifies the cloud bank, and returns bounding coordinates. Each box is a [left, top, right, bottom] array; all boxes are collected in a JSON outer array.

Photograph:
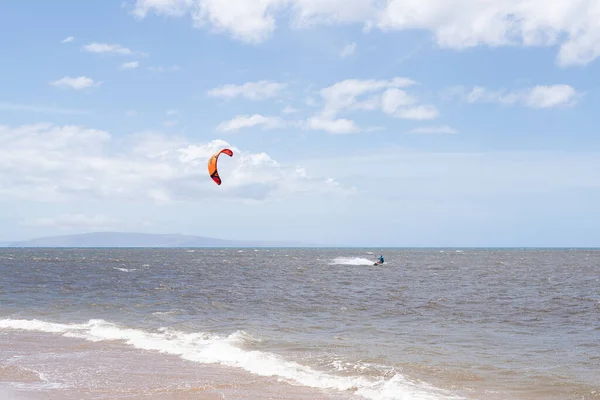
[[0, 123, 351, 204], [131, 0, 600, 67]]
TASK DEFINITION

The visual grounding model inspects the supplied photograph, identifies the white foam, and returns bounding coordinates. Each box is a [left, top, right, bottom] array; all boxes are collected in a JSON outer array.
[[9, 381, 67, 391], [0, 318, 467, 400], [329, 257, 376, 266], [151, 310, 178, 315], [113, 267, 136, 272]]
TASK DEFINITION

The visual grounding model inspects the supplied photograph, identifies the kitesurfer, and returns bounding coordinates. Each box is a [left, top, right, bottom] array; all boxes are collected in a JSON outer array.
[[377, 255, 384, 265]]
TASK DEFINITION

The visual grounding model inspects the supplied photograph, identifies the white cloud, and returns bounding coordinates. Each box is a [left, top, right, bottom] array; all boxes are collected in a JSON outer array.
[[305, 116, 359, 134], [380, 87, 439, 120], [49, 76, 99, 90], [0, 123, 348, 203], [130, 0, 600, 66], [377, 0, 600, 67], [340, 42, 356, 57], [394, 105, 440, 120], [464, 84, 580, 108], [134, 0, 280, 44], [307, 77, 439, 132], [61, 36, 74, 43], [318, 77, 415, 118], [207, 80, 287, 100], [216, 114, 285, 132], [121, 61, 139, 69], [381, 88, 415, 114], [20, 214, 120, 230], [521, 85, 580, 108], [131, 0, 373, 44], [82, 42, 134, 55], [410, 125, 457, 134]]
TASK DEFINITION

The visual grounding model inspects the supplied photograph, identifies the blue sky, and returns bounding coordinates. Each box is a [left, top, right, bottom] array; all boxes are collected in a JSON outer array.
[[1, 0, 599, 246]]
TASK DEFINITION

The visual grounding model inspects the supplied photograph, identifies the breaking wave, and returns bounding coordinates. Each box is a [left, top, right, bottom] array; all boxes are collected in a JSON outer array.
[[0, 318, 465, 400]]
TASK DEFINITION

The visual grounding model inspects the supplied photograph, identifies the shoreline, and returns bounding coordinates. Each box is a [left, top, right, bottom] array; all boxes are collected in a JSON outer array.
[[0, 330, 354, 400]]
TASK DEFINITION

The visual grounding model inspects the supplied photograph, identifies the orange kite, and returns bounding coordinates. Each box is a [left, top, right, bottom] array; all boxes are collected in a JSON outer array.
[[208, 148, 234, 185]]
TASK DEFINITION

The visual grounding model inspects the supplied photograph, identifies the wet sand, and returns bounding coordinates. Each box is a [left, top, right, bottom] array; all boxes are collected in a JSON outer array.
[[0, 331, 354, 400]]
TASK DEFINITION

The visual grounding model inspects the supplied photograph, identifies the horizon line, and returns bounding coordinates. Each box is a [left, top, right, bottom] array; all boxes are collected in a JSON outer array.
[[1, 232, 598, 249], [1, 245, 599, 249]]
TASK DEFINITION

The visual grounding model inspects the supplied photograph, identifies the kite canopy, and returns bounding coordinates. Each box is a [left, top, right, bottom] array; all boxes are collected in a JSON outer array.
[[208, 148, 234, 185]]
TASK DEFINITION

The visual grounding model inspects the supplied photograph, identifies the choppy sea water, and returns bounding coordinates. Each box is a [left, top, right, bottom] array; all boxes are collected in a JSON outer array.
[[0, 248, 598, 400]]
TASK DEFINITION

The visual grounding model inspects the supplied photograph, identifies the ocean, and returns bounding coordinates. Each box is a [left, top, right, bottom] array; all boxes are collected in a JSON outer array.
[[0, 248, 598, 400]]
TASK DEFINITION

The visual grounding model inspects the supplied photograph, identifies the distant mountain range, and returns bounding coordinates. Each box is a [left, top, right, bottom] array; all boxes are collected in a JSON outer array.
[[0, 232, 321, 248]]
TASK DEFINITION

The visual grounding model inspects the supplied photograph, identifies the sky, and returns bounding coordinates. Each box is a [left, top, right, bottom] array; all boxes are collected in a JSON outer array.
[[1, 0, 599, 247]]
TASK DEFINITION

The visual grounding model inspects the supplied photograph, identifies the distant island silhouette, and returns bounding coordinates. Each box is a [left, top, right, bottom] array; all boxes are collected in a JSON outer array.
[[0, 232, 320, 248]]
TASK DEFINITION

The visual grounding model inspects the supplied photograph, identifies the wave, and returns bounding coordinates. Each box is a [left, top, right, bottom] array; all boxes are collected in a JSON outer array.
[[0, 318, 466, 400], [329, 257, 376, 266], [113, 267, 136, 272]]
